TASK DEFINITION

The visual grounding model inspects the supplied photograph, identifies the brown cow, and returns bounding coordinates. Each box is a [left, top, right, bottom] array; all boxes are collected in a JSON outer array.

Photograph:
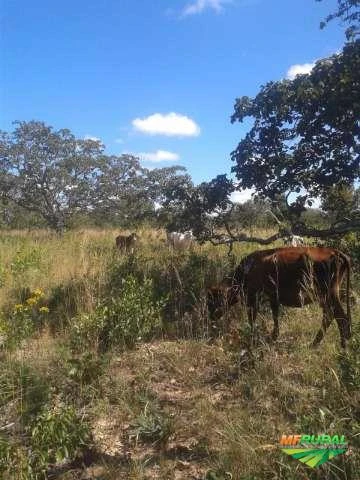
[[207, 247, 351, 348], [115, 232, 138, 253]]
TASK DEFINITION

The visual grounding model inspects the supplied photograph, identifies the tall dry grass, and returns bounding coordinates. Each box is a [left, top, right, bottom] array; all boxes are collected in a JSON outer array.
[[0, 228, 358, 479]]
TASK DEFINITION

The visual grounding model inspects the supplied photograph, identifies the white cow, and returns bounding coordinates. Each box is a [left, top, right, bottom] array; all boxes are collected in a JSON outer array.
[[284, 235, 305, 247], [166, 231, 194, 249]]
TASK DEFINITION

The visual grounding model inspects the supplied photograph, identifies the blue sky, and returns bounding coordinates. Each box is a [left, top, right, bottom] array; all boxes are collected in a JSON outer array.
[[1, 0, 346, 192]]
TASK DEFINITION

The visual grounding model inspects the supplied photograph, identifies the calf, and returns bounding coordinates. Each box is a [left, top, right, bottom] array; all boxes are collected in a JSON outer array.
[[208, 247, 351, 348], [115, 232, 138, 254], [166, 231, 194, 250]]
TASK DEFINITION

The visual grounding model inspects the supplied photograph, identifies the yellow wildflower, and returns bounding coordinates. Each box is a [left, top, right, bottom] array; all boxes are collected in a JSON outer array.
[[14, 304, 24, 312], [26, 297, 37, 306], [39, 306, 49, 314], [33, 288, 44, 297]]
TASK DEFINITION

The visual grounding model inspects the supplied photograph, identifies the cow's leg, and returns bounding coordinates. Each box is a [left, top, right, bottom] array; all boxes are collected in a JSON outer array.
[[330, 295, 350, 349], [269, 298, 280, 340], [312, 304, 332, 347]]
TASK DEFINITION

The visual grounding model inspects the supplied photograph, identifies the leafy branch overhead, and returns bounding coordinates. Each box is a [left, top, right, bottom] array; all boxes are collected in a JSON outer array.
[[317, 0, 360, 39]]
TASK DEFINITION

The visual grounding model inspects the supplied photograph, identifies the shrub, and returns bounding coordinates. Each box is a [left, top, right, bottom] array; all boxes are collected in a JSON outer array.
[[70, 274, 166, 352], [29, 406, 91, 474], [98, 275, 166, 350], [0, 436, 30, 480], [69, 312, 105, 352], [0, 406, 91, 480]]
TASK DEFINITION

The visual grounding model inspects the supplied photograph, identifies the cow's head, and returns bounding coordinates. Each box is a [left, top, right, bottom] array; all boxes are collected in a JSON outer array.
[[129, 233, 138, 242], [207, 285, 239, 320]]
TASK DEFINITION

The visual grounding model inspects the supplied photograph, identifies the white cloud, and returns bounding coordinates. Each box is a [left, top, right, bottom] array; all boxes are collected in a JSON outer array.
[[286, 62, 315, 80], [132, 112, 200, 137], [84, 134, 101, 142], [139, 150, 180, 163], [182, 0, 230, 16], [230, 189, 254, 204]]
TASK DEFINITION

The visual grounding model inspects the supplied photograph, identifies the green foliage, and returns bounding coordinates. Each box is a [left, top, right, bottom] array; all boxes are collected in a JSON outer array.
[[0, 406, 91, 480], [129, 402, 172, 445], [0, 121, 191, 231], [48, 278, 94, 332], [30, 406, 90, 469], [69, 311, 105, 352], [70, 273, 166, 352], [106, 250, 226, 338], [0, 437, 30, 480], [0, 264, 6, 287], [99, 275, 165, 350], [321, 185, 360, 224], [65, 352, 106, 386], [160, 174, 235, 239], [0, 121, 105, 232], [0, 289, 49, 349], [231, 41, 360, 205]]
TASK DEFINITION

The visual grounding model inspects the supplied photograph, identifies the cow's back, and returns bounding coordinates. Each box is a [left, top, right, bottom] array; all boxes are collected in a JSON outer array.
[[236, 247, 348, 307]]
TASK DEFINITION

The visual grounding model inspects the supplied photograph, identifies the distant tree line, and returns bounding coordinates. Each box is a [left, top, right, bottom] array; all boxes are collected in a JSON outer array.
[[0, 121, 192, 232]]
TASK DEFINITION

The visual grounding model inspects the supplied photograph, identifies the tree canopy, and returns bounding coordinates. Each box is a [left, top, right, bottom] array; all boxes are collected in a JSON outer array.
[[229, 39, 360, 238], [0, 121, 190, 232], [231, 41, 360, 202]]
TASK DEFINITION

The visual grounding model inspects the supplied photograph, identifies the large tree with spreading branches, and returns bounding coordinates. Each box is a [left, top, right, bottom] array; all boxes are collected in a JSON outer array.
[[0, 121, 190, 232], [168, 1, 360, 246]]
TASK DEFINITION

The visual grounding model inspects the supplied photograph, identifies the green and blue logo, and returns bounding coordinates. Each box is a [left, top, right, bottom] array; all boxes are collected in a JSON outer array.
[[280, 434, 349, 468]]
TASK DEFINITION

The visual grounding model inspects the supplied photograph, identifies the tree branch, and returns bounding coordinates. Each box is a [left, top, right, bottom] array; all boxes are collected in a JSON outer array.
[[204, 218, 360, 246]]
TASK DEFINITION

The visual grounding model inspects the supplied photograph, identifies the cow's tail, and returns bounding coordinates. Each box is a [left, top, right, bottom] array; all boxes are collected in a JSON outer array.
[[340, 251, 352, 339]]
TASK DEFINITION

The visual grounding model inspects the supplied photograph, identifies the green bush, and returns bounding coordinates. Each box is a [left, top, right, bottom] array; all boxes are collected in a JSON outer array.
[[0, 406, 91, 480], [29, 406, 91, 474], [0, 436, 30, 480], [99, 275, 166, 350], [69, 311, 105, 352], [70, 274, 166, 352], [106, 250, 228, 339]]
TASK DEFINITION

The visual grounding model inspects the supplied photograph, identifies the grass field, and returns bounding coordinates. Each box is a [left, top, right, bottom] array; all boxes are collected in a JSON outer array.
[[0, 228, 359, 479]]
